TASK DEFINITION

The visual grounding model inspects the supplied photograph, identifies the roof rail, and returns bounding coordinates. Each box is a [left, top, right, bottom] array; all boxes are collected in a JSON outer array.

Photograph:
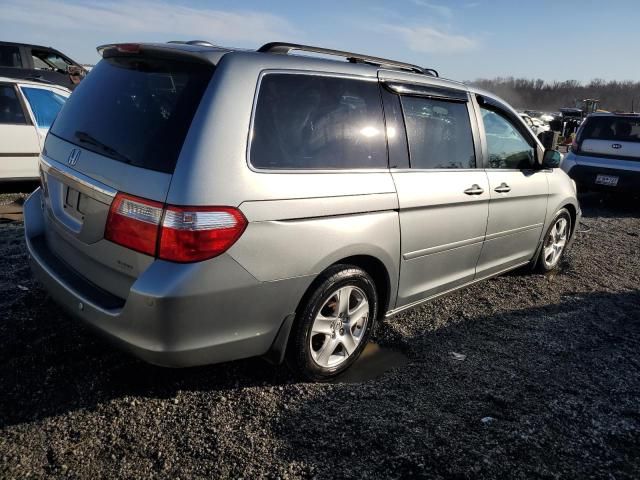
[[257, 42, 438, 77]]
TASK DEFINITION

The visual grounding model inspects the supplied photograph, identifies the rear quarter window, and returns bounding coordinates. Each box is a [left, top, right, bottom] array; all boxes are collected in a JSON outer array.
[[250, 73, 387, 170]]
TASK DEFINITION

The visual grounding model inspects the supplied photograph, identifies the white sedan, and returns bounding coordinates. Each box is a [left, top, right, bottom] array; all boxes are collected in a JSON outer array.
[[0, 77, 70, 181]]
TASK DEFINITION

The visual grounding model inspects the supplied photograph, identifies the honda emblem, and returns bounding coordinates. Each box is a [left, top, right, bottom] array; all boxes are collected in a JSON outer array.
[[67, 148, 81, 166]]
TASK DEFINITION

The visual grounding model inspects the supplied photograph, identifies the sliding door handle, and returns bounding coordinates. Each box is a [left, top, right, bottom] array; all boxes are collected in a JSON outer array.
[[464, 184, 484, 195], [494, 182, 511, 193]]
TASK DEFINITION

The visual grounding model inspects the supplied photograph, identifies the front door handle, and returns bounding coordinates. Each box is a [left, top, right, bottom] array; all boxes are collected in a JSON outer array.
[[494, 182, 511, 193], [464, 184, 484, 195]]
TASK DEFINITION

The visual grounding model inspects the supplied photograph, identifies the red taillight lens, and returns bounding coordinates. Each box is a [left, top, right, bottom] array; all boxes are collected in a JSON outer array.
[[158, 206, 247, 262], [105, 193, 163, 256], [106, 193, 247, 262]]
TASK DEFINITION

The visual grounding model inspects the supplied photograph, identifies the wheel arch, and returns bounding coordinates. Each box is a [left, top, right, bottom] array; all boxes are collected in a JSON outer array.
[[264, 254, 394, 365], [530, 201, 578, 271], [334, 255, 392, 317], [296, 254, 393, 321], [562, 202, 578, 237]]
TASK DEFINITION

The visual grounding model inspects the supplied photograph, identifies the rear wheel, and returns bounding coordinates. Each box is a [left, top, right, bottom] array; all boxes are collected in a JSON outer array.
[[287, 265, 377, 381], [537, 208, 571, 272]]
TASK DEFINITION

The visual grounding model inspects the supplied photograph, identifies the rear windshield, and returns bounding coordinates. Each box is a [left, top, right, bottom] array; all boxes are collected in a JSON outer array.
[[581, 116, 640, 143], [50, 56, 214, 173]]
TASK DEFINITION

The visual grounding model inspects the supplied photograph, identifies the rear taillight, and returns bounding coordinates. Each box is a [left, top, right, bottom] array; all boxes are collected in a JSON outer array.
[[105, 193, 247, 263], [105, 193, 163, 256], [570, 139, 579, 153], [158, 206, 247, 263]]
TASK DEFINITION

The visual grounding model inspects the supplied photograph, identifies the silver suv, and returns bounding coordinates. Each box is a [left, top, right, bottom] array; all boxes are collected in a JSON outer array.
[[24, 41, 580, 380]]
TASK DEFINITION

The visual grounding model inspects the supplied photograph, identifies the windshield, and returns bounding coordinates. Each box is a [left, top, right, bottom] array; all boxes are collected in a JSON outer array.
[[50, 55, 214, 173], [581, 116, 640, 143]]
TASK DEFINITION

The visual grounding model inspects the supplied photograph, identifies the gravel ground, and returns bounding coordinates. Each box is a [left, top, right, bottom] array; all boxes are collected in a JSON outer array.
[[1, 192, 639, 479]]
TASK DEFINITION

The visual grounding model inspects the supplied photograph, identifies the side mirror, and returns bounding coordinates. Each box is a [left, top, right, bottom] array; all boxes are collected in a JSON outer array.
[[542, 149, 562, 168]]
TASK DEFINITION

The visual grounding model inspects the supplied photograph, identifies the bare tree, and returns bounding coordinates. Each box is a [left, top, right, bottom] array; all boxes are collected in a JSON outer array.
[[470, 78, 640, 112]]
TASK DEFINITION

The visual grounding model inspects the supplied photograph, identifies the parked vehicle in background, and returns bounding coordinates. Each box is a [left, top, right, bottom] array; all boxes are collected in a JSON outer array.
[[520, 113, 549, 137], [520, 113, 536, 130], [531, 117, 550, 134], [0, 41, 87, 90], [0, 77, 70, 181], [562, 112, 640, 193], [24, 41, 580, 381]]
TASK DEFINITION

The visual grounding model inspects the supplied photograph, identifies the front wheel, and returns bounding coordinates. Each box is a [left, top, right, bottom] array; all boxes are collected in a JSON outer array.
[[287, 265, 378, 381], [537, 208, 571, 272]]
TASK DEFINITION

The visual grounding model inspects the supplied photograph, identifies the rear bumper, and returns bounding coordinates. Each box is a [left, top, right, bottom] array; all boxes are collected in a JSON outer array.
[[563, 154, 640, 193], [24, 188, 310, 367]]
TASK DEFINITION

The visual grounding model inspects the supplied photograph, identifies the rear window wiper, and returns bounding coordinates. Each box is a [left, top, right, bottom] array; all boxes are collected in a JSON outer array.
[[74, 131, 133, 164]]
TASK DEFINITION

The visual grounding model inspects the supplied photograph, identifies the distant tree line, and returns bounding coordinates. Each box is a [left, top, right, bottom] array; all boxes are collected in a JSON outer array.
[[469, 77, 640, 113]]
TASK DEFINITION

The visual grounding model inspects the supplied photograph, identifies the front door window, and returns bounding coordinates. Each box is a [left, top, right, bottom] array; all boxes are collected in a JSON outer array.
[[481, 107, 535, 169]]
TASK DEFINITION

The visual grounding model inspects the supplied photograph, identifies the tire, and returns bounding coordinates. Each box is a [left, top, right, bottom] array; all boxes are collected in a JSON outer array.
[[286, 265, 378, 381], [537, 208, 572, 272]]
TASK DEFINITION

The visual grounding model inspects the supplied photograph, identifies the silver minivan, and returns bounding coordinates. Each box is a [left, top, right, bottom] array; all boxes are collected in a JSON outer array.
[[24, 41, 580, 380]]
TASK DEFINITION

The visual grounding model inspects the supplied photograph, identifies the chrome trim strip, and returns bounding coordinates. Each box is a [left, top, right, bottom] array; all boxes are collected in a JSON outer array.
[[403, 235, 485, 260], [402, 224, 542, 260], [384, 82, 469, 102], [40, 154, 117, 204], [390, 168, 480, 173], [0, 152, 38, 157], [484, 223, 543, 241], [386, 260, 530, 317]]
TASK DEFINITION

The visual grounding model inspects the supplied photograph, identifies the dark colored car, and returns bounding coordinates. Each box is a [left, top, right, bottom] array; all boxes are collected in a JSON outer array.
[[0, 41, 87, 90]]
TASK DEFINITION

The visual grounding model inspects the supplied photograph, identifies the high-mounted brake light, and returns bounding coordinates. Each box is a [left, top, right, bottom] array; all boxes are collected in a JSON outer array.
[[97, 43, 142, 57], [105, 193, 247, 263], [116, 43, 141, 54]]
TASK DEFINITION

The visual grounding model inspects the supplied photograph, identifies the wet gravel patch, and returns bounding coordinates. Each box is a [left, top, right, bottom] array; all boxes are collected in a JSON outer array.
[[0, 193, 639, 479]]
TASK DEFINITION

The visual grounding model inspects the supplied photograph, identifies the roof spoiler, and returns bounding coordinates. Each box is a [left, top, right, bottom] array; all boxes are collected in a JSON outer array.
[[96, 43, 215, 65]]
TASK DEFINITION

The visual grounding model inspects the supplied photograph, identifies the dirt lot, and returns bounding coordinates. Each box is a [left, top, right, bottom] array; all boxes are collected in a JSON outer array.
[[0, 193, 639, 479]]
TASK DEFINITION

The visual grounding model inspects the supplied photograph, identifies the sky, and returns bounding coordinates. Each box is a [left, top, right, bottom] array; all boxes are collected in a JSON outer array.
[[1, 0, 639, 83]]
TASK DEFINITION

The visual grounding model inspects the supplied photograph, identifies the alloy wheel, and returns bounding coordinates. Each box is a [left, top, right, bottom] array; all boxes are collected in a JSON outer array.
[[309, 286, 369, 368], [543, 217, 568, 268]]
